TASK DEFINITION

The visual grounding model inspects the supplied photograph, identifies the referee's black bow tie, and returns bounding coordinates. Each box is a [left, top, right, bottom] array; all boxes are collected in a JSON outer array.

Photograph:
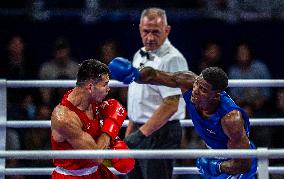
[[139, 49, 150, 60]]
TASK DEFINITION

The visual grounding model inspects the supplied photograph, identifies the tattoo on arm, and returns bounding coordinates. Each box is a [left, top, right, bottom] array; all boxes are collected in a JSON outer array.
[[163, 95, 180, 105]]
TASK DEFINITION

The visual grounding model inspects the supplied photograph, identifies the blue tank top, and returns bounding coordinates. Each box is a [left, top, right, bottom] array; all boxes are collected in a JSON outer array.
[[183, 89, 252, 149]]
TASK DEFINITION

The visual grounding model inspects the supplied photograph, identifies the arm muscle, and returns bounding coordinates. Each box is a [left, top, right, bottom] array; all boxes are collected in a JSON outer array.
[[138, 67, 197, 93], [139, 95, 180, 136], [51, 105, 110, 164], [220, 110, 251, 174]]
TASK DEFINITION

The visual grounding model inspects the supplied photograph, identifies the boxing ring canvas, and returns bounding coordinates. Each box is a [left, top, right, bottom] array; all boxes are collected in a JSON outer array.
[[1, 79, 284, 179]]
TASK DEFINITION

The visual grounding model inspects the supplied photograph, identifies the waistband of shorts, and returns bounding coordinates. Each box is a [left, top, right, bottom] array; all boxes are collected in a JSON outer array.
[[54, 165, 98, 176]]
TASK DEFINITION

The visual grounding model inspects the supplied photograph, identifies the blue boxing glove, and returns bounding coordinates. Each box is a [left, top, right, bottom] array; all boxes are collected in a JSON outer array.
[[108, 57, 140, 84], [196, 157, 222, 177]]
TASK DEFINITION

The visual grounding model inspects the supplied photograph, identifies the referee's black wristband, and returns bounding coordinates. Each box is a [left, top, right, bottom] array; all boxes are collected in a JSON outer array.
[[124, 129, 146, 149]]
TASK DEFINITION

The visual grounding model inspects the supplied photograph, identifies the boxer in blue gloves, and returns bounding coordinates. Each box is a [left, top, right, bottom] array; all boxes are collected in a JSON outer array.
[[109, 57, 257, 178]]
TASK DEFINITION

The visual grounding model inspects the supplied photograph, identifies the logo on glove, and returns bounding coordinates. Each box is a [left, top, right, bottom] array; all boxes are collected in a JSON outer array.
[[116, 106, 126, 117]]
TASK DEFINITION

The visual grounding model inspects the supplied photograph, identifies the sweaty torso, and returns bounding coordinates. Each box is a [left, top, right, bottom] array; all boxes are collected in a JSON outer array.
[[51, 90, 102, 170], [183, 89, 251, 149]]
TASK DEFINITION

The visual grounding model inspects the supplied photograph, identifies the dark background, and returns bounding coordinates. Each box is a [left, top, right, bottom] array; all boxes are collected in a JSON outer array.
[[0, 2, 283, 78]]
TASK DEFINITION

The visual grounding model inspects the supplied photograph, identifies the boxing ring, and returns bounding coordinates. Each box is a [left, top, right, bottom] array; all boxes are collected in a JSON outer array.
[[1, 79, 284, 179]]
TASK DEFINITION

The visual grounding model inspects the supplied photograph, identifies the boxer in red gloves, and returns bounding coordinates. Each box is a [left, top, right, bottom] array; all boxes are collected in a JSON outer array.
[[110, 137, 135, 173], [99, 99, 135, 174], [51, 59, 134, 179], [99, 99, 127, 141]]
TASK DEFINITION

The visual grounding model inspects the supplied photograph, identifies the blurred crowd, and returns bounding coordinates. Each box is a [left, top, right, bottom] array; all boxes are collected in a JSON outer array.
[[0, 0, 284, 23]]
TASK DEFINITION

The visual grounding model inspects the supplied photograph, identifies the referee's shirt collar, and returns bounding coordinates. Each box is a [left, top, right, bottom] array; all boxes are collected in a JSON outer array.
[[140, 38, 171, 59]]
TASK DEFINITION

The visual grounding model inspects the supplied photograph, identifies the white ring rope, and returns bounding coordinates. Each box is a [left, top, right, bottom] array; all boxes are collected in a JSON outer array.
[[3, 167, 197, 175], [228, 79, 284, 87], [6, 80, 127, 88], [4, 167, 284, 175], [1, 148, 284, 159], [1, 148, 284, 175], [1, 79, 284, 177], [5, 79, 284, 88], [2, 118, 284, 128]]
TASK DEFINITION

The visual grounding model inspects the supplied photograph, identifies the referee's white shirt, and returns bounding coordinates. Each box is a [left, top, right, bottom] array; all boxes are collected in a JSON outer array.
[[127, 39, 189, 124]]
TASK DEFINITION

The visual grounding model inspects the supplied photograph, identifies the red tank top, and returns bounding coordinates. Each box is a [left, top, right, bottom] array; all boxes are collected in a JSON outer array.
[[51, 90, 102, 170]]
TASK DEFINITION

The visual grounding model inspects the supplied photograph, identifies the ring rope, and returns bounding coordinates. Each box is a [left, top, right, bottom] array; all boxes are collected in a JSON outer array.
[[1, 148, 284, 159], [2, 118, 284, 128], [5, 79, 284, 88], [1, 79, 284, 177], [4, 167, 284, 175], [2, 167, 197, 175], [6, 80, 127, 88], [3, 167, 130, 176]]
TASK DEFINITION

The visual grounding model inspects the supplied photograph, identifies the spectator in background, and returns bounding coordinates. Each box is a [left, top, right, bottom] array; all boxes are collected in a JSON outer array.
[[228, 42, 272, 147], [98, 39, 120, 65], [39, 37, 78, 107], [269, 88, 284, 177], [0, 34, 37, 79], [39, 37, 78, 80], [22, 105, 52, 179], [97, 39, 128, 107], [24, 105, 51, 151], [0, 34, 38, 179], [237, 0, 284, 19], [228, 42, 272, 113], [205, 0, 239, 21], [271, 89, 284, 148], [96, 39, 128, 140], [6, 128, 24, 179], [0, 34, 38, 120], [198, 40, 224, 73]]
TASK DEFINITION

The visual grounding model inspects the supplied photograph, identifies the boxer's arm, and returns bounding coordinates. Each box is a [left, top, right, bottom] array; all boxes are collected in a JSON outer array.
[[220, 110, 251, 174], [96, 133, 111, 150], [51, 105, 110, 163], [139, 67, 197, 93], [124, 95, 180, 148], [109, 57, 197, 93], [139, 95, 180, 136]]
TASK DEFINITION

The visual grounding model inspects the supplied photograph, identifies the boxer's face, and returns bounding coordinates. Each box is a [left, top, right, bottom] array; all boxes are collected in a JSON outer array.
[[191, 75, 217, 109], [139, 16, 170, 51], [91, 74, 110, 103]]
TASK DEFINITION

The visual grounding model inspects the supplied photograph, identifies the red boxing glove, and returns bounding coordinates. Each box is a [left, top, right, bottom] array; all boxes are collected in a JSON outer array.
[[111, 138, 135, 173], [99, 99, 127, 140]]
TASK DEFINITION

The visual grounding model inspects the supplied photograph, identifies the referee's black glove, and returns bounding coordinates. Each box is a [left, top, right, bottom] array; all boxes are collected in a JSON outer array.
[[124, 129, 146, 149]]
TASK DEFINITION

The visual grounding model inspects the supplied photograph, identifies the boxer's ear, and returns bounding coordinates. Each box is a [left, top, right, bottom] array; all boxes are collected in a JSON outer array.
[[85, 80, 94, 93]]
